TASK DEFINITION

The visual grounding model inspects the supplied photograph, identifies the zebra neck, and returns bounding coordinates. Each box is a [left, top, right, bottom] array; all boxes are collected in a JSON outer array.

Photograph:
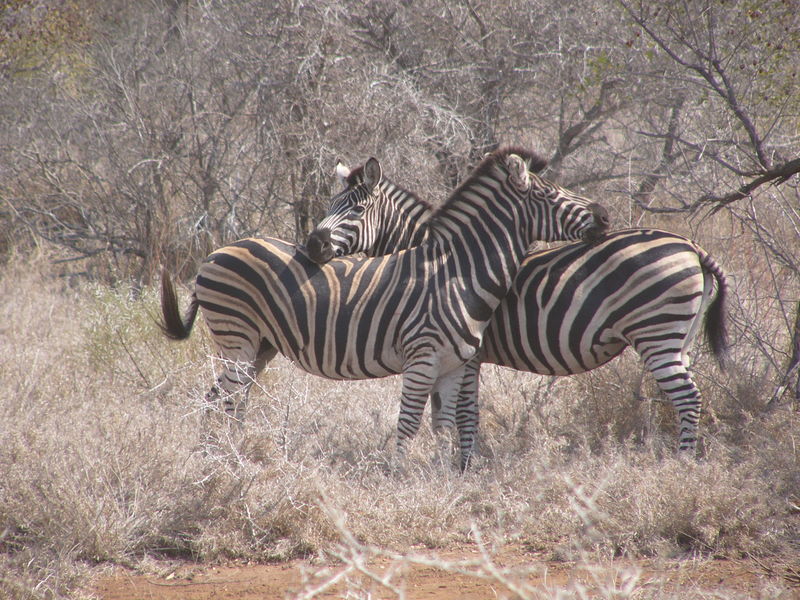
[[374, 183, 434, 253], [373, 221, 429, 255], [431, 229, 528, 311], [427, 174, 534, 302], [395, 202, 431, 249]]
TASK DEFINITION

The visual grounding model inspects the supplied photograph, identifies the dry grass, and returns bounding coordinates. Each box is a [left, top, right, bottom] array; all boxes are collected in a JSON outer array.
[[0, 254, 798, 599]]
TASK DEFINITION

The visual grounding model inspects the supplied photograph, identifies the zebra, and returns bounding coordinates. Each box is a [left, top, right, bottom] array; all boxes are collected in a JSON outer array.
[[306, 160, 729, 470], [160, 147, 610, 463]]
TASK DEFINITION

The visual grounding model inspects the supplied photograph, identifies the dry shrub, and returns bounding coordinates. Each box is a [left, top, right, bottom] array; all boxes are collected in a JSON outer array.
[[569, 448, 787, 558], [474, 357, 798, 559], [184, 455, 340, 562], [478, 354, 680, 457]]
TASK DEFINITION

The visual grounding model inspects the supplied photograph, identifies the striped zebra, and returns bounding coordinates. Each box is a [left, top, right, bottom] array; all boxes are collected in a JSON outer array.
[[160, 147, 610, 462], [306, 160, 729, 469]]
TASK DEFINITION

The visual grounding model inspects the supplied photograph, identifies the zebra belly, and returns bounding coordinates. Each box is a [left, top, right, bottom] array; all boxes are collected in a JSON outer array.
[[480, 315, 627, 375], [288, 342, 406, 380]]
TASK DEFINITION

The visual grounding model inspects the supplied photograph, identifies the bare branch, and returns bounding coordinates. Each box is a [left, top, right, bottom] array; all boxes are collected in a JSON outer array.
[[548, 79, 622, 178], [618, 0, 769, 168], [632, 96, 684, 208], [698, 157, 800, 214]]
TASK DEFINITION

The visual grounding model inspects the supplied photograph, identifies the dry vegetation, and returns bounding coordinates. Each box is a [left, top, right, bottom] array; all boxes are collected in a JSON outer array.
[[1, 253, 797, 599], [1, 0, 800, 598]]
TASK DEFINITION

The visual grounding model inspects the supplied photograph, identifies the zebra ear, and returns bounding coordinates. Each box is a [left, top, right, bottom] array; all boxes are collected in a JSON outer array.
[[335, 161, 351, 189], [363, 157, 382, 190], [506, 153, 531, 192]]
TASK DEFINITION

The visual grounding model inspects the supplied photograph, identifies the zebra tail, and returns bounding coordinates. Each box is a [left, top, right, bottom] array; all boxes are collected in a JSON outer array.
[[159, 269, 199, 341], [701, 253, 729, 371]]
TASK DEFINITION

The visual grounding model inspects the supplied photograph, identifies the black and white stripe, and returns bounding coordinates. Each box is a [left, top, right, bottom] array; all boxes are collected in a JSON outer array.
[[161, 147, 609, 461], [307, 161, 728, 469]]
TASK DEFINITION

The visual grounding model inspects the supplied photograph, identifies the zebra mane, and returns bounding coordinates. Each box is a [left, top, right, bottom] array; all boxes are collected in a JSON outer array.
[[465, 146, 548, 185], [429, 146, 548, 227]]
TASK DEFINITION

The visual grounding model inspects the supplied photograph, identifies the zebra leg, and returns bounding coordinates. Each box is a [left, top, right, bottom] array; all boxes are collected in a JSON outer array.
[[396, 359, 454, 462], [430, 367, 465, 432], [455, 357, 481, 472], [429, 366, 466, 468], [209, 342, 278, 423], [397, 371, 433, 461], [429, 391, 455, 469], [200, 359, 255, 450], [644, 353, 702, 454], [208, 358, 258, 422]]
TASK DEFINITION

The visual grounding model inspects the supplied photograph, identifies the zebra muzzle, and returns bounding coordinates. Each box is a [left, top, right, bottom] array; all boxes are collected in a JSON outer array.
[[306, 228, 335, 264], [583, 202, 611, 242]]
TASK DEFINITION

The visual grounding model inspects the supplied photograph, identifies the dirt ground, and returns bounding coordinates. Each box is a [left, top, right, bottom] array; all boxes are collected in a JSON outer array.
[[91, 547, 797, 599]]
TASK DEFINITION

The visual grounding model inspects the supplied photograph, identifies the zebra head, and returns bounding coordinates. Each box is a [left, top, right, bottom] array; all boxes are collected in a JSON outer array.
[[507, 153, 610, 244], [307, 157, 431, 264], [428, 149, 610, 247], [307, 158, 381, 264], [524, 166, 611, 243]]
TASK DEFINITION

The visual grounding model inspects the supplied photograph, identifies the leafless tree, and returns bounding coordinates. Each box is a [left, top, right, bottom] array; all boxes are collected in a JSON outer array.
[[1, 0, 798, 400], [614, 0, 800, 404]]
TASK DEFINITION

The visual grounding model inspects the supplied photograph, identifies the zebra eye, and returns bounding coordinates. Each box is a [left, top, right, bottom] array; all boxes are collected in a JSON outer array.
[[351, 205, 366, 216]]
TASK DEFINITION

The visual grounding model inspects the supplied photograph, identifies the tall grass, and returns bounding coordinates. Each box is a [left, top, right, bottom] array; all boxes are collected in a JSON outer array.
[[0, 255, 797, 599]]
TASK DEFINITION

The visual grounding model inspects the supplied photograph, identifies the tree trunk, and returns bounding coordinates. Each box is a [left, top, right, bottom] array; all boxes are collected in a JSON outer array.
[[768, 300, 800, 409]]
